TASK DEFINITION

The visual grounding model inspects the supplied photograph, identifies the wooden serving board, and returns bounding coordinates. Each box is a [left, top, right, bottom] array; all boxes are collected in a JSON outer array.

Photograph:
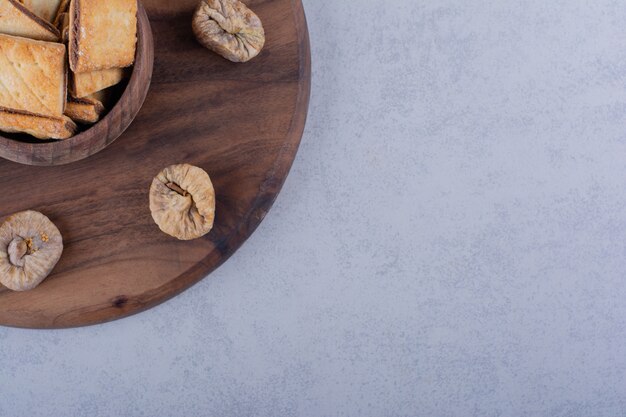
[[0, 0, 310, 328]]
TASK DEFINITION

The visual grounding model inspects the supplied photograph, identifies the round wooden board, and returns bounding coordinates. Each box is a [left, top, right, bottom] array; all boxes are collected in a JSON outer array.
[[0, 0, 311, 329]]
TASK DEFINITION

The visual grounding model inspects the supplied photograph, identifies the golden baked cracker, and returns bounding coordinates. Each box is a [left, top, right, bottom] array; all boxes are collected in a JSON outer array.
[[19, 0, 63, 22], [69, 0, 137, 73], [55, 11, 68, 41], [62, 24, 69, 44], [0, 34, 67, 117], [0, 0, 59, 41], [64, 7, 125, 100], [64, 95, 104, 124], [51, 0, 68, 27], [56, 11, 68, 30], [70, 67, 125, 98], [0, 107, 76, 139]]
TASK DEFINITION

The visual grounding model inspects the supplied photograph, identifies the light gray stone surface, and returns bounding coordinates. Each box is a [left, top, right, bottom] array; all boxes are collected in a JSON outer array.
[[2, 0, 626, 415]]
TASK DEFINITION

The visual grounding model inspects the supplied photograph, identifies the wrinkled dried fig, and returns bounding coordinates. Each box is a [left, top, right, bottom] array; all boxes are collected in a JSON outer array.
[[0, 210, 63, 291], [192, 0, 265, 63], [150, 164, 216, 240]]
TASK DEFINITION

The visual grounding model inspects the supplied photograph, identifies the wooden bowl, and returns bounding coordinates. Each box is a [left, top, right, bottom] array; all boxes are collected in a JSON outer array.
[[0, 1, 154, 166]]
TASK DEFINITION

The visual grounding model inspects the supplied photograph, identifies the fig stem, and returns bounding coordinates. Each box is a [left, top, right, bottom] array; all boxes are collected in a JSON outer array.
[[166, 182, 189, 197]]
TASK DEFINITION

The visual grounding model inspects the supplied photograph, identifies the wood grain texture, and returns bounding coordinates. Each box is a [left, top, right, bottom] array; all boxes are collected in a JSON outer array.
[[0, 0, 311, 328], [0, 1, 153, 166]]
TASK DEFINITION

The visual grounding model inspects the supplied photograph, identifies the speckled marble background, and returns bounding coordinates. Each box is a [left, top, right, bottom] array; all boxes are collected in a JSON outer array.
[[2, 0, 626, 416]]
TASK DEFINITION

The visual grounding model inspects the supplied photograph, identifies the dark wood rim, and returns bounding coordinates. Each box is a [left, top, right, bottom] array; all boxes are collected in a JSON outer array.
[[0, 1, 154, 166]]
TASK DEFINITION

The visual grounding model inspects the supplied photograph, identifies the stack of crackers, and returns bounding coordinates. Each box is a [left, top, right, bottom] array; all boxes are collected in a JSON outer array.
[[0, 0, 137, 140]]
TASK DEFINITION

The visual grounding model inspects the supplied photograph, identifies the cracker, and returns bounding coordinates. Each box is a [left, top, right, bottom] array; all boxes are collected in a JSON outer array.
[[64, 94, 104, 124], [56, 11, 69, 41], [70, 67, 125, 98], [69, 0, 137, 73], [0, 33, 67, 117], [19, 0, 63, 22], [0, 0, 59, 41], [51, 0, 69, 27], [0, 107, 76, 139]]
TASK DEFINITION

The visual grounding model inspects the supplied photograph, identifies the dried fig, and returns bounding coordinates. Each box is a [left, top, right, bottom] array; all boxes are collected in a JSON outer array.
[[0, 210, 63, 291], [150, 164, 216, 240], [192, 0, 265, 63]]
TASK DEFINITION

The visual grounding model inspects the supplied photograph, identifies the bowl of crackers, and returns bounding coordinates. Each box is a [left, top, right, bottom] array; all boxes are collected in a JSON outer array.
[[0, 0, 153, 166]]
